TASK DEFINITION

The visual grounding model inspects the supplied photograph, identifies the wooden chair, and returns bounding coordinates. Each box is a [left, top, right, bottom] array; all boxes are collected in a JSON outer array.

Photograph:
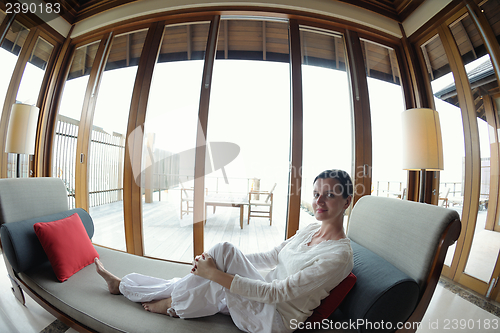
[[180, 183, 194, 219], [439, 187, 450, 207], [180, 184, 208, 219], [247, 183, 276, 225]]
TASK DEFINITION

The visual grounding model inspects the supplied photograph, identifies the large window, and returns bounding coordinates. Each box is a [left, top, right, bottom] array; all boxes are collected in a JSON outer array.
[[204, 18, 291, 255], [8, 36, 54, 178], [89, 30, 147, 251], [0, 20, 29, 120], [52, 41, 100, 208], [362, 39, 406, 199], [448, 13, 500, 283], [141, 23, 209, 262], [298, 27, 352, 230], [421, 33, 463, 267]]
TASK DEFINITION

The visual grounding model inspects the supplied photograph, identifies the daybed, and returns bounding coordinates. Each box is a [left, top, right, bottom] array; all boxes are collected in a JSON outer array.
[[0, 178, 460, 333]]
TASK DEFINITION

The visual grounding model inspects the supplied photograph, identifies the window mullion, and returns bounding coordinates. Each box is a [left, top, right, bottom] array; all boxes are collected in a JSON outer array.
[[193, 15, 220, 256]]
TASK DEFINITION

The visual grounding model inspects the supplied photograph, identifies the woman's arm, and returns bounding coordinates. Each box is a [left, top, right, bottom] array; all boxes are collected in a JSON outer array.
[[194, 250, 352, 304], [192, 253, 234, 289], [231, 253, 353, 304]]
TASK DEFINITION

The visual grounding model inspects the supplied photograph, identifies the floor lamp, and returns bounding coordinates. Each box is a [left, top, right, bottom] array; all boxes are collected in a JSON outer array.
[[5, 103, 39, 178], [401, 108, 444, 203]]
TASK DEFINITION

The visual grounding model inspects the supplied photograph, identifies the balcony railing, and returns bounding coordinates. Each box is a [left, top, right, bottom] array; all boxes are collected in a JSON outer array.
[[53, 115, 185, 208], [53, 115, 78, 208], [88, 126, 125, 207]]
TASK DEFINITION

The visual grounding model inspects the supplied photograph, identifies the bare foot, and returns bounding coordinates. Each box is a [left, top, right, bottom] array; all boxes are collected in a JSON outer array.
[[94, 258, 121, 295], [142, 298, 178, 317]]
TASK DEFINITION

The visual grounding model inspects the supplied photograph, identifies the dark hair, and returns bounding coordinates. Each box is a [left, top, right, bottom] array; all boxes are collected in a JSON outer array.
[[313, 169, 353, 199]]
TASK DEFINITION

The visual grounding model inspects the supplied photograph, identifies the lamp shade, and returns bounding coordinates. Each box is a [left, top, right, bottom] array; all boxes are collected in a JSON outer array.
[[401, 108, 444, 171], [5, 103, 39, 154]]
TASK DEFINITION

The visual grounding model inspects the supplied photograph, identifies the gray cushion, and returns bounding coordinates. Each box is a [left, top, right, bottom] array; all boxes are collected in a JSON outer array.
[[21, 246, 240, 333], [339, 241, 420, 333], [0, 178, 69, 225], [0, 208, 94, 273], [347, 195, 459, 290]]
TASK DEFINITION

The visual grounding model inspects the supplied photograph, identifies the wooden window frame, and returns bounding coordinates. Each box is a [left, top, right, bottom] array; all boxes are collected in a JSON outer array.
[[36, 9, 417, 260]]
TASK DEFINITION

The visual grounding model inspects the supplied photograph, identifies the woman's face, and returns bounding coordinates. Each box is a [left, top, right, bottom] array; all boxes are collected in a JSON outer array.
[[312, 178, 351, 223]]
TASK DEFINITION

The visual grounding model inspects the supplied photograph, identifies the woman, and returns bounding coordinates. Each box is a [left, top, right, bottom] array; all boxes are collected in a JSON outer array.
[[95, 169, 354, 333]]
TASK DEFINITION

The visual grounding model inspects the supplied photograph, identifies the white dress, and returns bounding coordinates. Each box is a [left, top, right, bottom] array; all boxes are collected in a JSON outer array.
[[119, 223, 353, 333]]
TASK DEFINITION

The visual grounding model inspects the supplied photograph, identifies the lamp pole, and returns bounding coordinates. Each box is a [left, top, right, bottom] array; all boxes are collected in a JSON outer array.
[[419, 169, 426, 203], [16, 154, 21, 178]]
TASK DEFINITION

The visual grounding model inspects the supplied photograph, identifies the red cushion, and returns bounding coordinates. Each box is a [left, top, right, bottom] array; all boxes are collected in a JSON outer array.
[[34, 213, 99, 282], [306, 272, 357, 323]]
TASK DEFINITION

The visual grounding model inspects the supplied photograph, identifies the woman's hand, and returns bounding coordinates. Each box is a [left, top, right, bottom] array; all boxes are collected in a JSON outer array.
[[191, 253, 218, 280]]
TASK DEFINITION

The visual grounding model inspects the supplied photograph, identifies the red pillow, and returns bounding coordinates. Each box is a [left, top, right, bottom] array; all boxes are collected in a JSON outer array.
[[34, 213, 99, 282], [306, 272, 357, 323]]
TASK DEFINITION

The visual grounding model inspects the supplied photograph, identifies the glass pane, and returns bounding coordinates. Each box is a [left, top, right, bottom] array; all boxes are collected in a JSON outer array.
[[142, 22, 209, 262], [7, 37, 55, 178], [52, 41, 100, 208], [16, 37, 54, 104], [0, 20, 29, 118], [448, 14, 500, 282], [361, 39, 406, 199], [89, 30, 147, 251], [298, 27, 352, 230], [204, 18, 290, 255], [422, 34, 464, 267]]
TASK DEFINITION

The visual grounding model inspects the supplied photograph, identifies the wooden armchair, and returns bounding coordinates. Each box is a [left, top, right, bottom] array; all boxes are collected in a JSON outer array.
[[247, 183, 276, 225], [180, 184, 209, 219], [180, 184, 194, 219]]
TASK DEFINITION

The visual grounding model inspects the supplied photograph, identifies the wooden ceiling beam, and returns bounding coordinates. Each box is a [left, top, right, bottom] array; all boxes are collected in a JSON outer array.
[[126, 33, 130, 66], [458, 20, 477, 60], [420, 44, 434, 81], [397, 0, 425, 22], [187, 24, 192, 60], [53, 0, 424, 25], [224, 20, 228, 59], [388, 48, 397, 83], [336, 0, 400, 21], [262, 21, 266, 61], [363, 41, 371, 76]]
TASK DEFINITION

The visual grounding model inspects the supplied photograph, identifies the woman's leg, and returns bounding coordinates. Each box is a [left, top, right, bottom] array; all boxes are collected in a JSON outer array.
[[95, 258, 181, 303], [95, 242, 274, 331], [199, 242, 276, 333], [95, 258, 121, 295], [170, 242, 275, 328]]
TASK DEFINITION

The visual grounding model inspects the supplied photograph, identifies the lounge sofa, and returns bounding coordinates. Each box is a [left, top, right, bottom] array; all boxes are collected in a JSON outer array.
[[0, 178, 460, 333]]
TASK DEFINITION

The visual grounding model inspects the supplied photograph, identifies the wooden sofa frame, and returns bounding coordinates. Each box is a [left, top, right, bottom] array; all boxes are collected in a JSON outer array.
[[1, 178, 461, 333]]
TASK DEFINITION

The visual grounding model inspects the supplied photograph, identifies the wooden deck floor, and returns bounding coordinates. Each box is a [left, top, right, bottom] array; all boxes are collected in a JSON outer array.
[[88, 189, 303, 263]]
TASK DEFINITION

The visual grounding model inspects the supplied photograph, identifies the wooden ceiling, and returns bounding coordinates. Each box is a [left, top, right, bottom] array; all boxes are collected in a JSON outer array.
[[49, 0, 424, 25]]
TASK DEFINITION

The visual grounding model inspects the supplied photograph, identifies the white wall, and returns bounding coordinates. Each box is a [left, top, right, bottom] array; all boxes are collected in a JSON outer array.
[[32, 0, 448, 43], [69, 0, 401, 38], [402, 0, 453, 37]]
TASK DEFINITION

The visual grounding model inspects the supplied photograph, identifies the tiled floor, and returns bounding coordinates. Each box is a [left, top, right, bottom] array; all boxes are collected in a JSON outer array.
[[1, 256, 499, 333]]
